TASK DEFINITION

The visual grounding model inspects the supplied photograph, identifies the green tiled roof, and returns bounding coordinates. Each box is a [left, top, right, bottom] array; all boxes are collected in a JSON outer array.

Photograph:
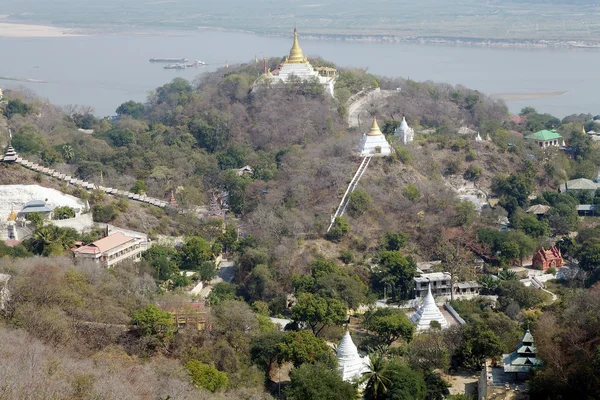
[[525, 129, 562, 141]]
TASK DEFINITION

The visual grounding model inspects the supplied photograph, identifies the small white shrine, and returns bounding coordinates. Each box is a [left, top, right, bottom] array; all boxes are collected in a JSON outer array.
[[475, 132, 483, 142], [410, 283, 449, 331], [357, 117, 393, 157], [394, 116, 415, 144], [337, 329, 370, 382]]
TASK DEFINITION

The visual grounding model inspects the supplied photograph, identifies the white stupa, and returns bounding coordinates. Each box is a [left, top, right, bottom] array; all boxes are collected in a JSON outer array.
[[337, 330, 370, 382], [410, 283, 449, 331], [475, 132, 483, 142], [394, 116, 415, 144], [357, 116, 393, 157]]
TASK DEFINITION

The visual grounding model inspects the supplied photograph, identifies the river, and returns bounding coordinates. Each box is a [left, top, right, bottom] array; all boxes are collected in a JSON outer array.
[[0, 29, 597, 118]]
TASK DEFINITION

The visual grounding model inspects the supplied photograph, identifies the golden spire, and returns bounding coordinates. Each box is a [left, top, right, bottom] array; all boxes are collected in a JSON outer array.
[[7, 208, 17, 222], [225, 60, 229, 69], [583, 125, 586, 135], [367, 116, 383, 136], [287, 27, 305, 64]]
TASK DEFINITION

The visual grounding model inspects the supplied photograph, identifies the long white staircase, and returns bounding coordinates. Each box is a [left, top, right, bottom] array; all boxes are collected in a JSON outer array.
[[327, 156, 372, 232]]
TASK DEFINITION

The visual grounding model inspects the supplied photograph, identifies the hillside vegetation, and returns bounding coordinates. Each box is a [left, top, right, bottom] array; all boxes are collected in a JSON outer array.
[[3, 59, 600, 399]]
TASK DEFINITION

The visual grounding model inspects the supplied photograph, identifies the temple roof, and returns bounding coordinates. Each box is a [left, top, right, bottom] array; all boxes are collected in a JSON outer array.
[[525, 129, 562, 141], [522, 329, 534, 344], [367, 116, 383, 136], [410, 283, 449, 331], [286, 28, 306, 64]]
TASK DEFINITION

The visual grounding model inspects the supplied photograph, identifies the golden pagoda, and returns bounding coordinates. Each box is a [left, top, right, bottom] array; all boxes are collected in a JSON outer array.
[[286, 28, 307, 64], [7, 208, 17, 222], [367, 116, 383, 136]]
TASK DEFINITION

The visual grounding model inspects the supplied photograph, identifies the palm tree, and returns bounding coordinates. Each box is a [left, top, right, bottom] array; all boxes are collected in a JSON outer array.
[[361, 354, 391, 400], [61, 144, 74, 163], [498, 268, 518, 281]]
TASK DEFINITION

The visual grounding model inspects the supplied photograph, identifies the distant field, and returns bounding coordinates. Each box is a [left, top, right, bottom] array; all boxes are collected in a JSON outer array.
[[2, 0, 600, 42]]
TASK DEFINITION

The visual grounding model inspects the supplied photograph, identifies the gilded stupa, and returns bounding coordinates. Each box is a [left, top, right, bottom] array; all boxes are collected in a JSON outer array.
[[7, 209, 17, 222], [357, 116, 393, 157], [254, 28, 337, 97]]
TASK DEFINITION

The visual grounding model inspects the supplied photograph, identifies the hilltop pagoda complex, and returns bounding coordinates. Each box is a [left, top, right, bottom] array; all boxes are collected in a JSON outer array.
[[255, 28, 337, 97], [357, 116, 393, 157]]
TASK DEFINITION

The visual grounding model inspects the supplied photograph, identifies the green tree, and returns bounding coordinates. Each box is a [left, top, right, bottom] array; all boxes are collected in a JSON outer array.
[[206, 282, 240, 305], [374, 251, 418, 300], [250, 331, 285, 373], [286, 363, 357, 400], [142, 245, 181, 281], [402, 184, 420, 201], [109, 128, 136, 147], [315, 273, 368, 310], [25, 225, 78, 256], [185, 361, 228, 392], [91, 204, 120, 223], [347, 190, 373, 217], [116, 100, 145, 119], [61, 144, 75, 163], [12, 126, 45, 154], [362, 354, 392, 400], [53, 206, 76, 220], [4, 98, 32, 119], [326, 217, 350, 242], [131, 304, 176, 341], [290, 293, 347, 336], [380, 360, 427, 400], [381, 232, 408, 251], [130, 180, 147, 194], [406, 331, 450, 371], [457, 323, 504, 369], [181, 236, 212, 270], [278, 330, 335, 367], [454, 201, 476, 226], [423, 370, 450, 400], [26, 212, 44, 228], [363, 308, 414, 345], [40, 148, 63, 166]]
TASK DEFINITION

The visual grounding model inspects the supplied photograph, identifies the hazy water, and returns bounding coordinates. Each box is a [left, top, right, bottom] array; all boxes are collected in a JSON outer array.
[[0, 29, 598, 117]]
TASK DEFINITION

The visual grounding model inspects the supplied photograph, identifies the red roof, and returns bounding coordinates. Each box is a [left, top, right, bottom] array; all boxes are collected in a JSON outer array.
[[3, 239, 21, 247], [72, 232, 135, 255], [534, 246, 562, 262]]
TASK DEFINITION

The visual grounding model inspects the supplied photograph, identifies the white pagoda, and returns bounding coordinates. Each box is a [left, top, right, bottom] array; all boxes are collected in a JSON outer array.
[[394, 116, 415, 144], [410, 283, 449, 331], [337, 330, 370, 382], [257, 28, 336, 97], [357, 116, 393, 157]]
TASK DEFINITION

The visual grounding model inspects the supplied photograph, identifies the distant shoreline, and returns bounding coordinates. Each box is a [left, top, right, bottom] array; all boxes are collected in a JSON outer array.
[[1, 18, 600, 50], [490, 91, 569, 102], [0, 22, 83, 38]]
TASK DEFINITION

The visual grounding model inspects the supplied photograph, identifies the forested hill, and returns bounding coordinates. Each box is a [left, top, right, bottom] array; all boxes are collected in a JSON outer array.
[[5, 58, 600, 399], [1, 59, 510, 245]]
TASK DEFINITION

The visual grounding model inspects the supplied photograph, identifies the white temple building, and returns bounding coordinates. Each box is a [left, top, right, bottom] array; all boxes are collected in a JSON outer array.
[[394, 116, 415, 144], [255, 28, 336, 97], [410, 284, 449, 331], [357, 117, 393, 157], [337, 330, 370, 382]]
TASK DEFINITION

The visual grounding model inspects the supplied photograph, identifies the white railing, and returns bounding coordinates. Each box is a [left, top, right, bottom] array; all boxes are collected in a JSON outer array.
[[327, 156, 372, 232]]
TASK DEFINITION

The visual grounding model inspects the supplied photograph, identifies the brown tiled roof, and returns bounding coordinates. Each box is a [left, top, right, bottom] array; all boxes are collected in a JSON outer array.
[[73, 232, 135, 255]]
